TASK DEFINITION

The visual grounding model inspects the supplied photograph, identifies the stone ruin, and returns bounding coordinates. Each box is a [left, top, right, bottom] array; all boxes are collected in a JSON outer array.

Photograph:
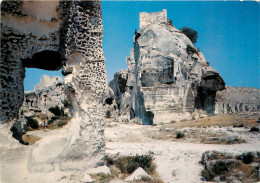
[[0, 0, 107, 177], [139, 9, 167, 28], [109, 10, 260, 124], [19, 75, 68, 129]]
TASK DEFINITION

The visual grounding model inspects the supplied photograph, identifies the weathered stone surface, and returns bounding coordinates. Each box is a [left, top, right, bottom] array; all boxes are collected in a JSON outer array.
[[18, 75, 67, 130], [110, 9, 225, 124], [215, 86, 260, 114], [110, 10, 260, 125], [81, 174, 93, 183], [85, 165, 111, 175], [140, 9, 167, 28], [108, 69, 131, 121], [20, 75, 66, 115], [0, 0, 107, 178]]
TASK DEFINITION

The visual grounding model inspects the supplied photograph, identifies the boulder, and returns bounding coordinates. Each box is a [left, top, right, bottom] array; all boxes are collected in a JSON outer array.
[[124, 167, 153, 182], [81, 174, 93, 183], [85, 165, 111, 175]]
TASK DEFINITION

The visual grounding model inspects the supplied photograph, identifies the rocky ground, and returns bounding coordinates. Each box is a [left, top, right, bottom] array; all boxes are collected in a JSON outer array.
[[1, 112, 259, 183], [105, 112, 260, 183]]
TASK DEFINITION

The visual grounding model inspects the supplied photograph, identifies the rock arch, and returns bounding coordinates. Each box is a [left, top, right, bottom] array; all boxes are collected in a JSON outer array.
[[1, 0, 107, 171]]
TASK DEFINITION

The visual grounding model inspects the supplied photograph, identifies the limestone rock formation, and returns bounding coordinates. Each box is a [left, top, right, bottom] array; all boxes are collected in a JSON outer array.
[[108, 69, 131, 122], [19, 75, 67, 128], [125, 167, 153, 182], [21, 75, 66, 114], [0, 0, 107, 180], [109, 9, 225, 124]]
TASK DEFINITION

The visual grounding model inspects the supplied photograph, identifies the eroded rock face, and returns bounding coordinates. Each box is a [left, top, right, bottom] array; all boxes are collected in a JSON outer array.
[[0, 1, 61, 122], [108, 69, 131, 122], [109, 10, 225, 124], [215, 86, 260, 114], [0, 0, 107, 174], [19, 75, 67, 128]]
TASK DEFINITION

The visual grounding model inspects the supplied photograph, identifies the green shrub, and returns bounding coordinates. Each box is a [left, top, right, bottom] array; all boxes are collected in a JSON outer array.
[[237, 152, 254, 164], [176, 131, 185, 139], [48, 105, 64, 116], [57, 120, 68, 127], [186, 45, 199, 55], [249, 127, 259, 132], [201, 168, 215, 181], [126, 161, 139, 174], [115, 156, 132, 173], [108, 154, 156, 174], [118, 75, 127, 93], [105, 155, 115, 166], [180, 26, 198, 44], [62, 99, 71, 108], [127, 154, 155, 174], [213, 161, 231, 175], [201, 161, 232, 181], [167, 18, 173, 26], [25, 117, 39, 129]]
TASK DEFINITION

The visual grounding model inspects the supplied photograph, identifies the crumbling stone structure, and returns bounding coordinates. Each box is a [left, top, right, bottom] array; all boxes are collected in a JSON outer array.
[[139, 9, 167, 28], [19, 75, 67, 129], [109, 10, 226, 124], [110, 10, 260, 125], [0, 0, 107, 172]]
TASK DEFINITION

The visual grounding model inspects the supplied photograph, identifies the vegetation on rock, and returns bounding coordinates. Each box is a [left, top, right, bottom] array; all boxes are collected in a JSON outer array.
[[25, 117, 39, 129], [62, 99, 71, 108], [180, 26, 198, 44], [48, 105, 65, 117], [176, 131, 185, 139], [201, 151, 260, 182], [118, 74, 127, 93], [186, 45, 199, 55], [106, 154, 156, 174]]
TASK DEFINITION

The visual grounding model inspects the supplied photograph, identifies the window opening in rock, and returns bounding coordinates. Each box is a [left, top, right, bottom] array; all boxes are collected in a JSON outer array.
[[18, 67, 71, 145]]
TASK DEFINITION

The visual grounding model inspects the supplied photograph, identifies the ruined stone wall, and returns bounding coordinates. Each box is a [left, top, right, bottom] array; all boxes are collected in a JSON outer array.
[[140, 9, 167, 28]]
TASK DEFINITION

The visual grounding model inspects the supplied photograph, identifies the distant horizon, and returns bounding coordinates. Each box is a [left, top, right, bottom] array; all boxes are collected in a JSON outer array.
[[24, 1, 260, 91]]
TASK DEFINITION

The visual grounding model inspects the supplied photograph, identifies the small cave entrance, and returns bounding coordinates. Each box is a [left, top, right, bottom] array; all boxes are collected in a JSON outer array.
[[105, 98, 113, 105], [22, 50, 63, 71], [195, 86, 216, 115]]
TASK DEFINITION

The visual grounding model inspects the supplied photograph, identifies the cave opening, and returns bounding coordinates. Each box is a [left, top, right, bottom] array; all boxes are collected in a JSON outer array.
[[15, 50, 67, 145], [22, 50, 63, 71]]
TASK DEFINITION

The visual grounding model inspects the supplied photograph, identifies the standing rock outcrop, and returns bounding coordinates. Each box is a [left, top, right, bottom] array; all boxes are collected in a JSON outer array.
[[0, 0, 107, 178], [109, 9, 225, 124]]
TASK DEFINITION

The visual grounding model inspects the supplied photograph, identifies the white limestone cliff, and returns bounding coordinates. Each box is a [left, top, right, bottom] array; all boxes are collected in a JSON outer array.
[[109, 9, 225, 124]]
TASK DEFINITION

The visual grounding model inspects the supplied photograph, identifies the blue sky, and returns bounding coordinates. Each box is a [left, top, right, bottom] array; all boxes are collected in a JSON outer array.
[[24, 1, 259, 91]]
